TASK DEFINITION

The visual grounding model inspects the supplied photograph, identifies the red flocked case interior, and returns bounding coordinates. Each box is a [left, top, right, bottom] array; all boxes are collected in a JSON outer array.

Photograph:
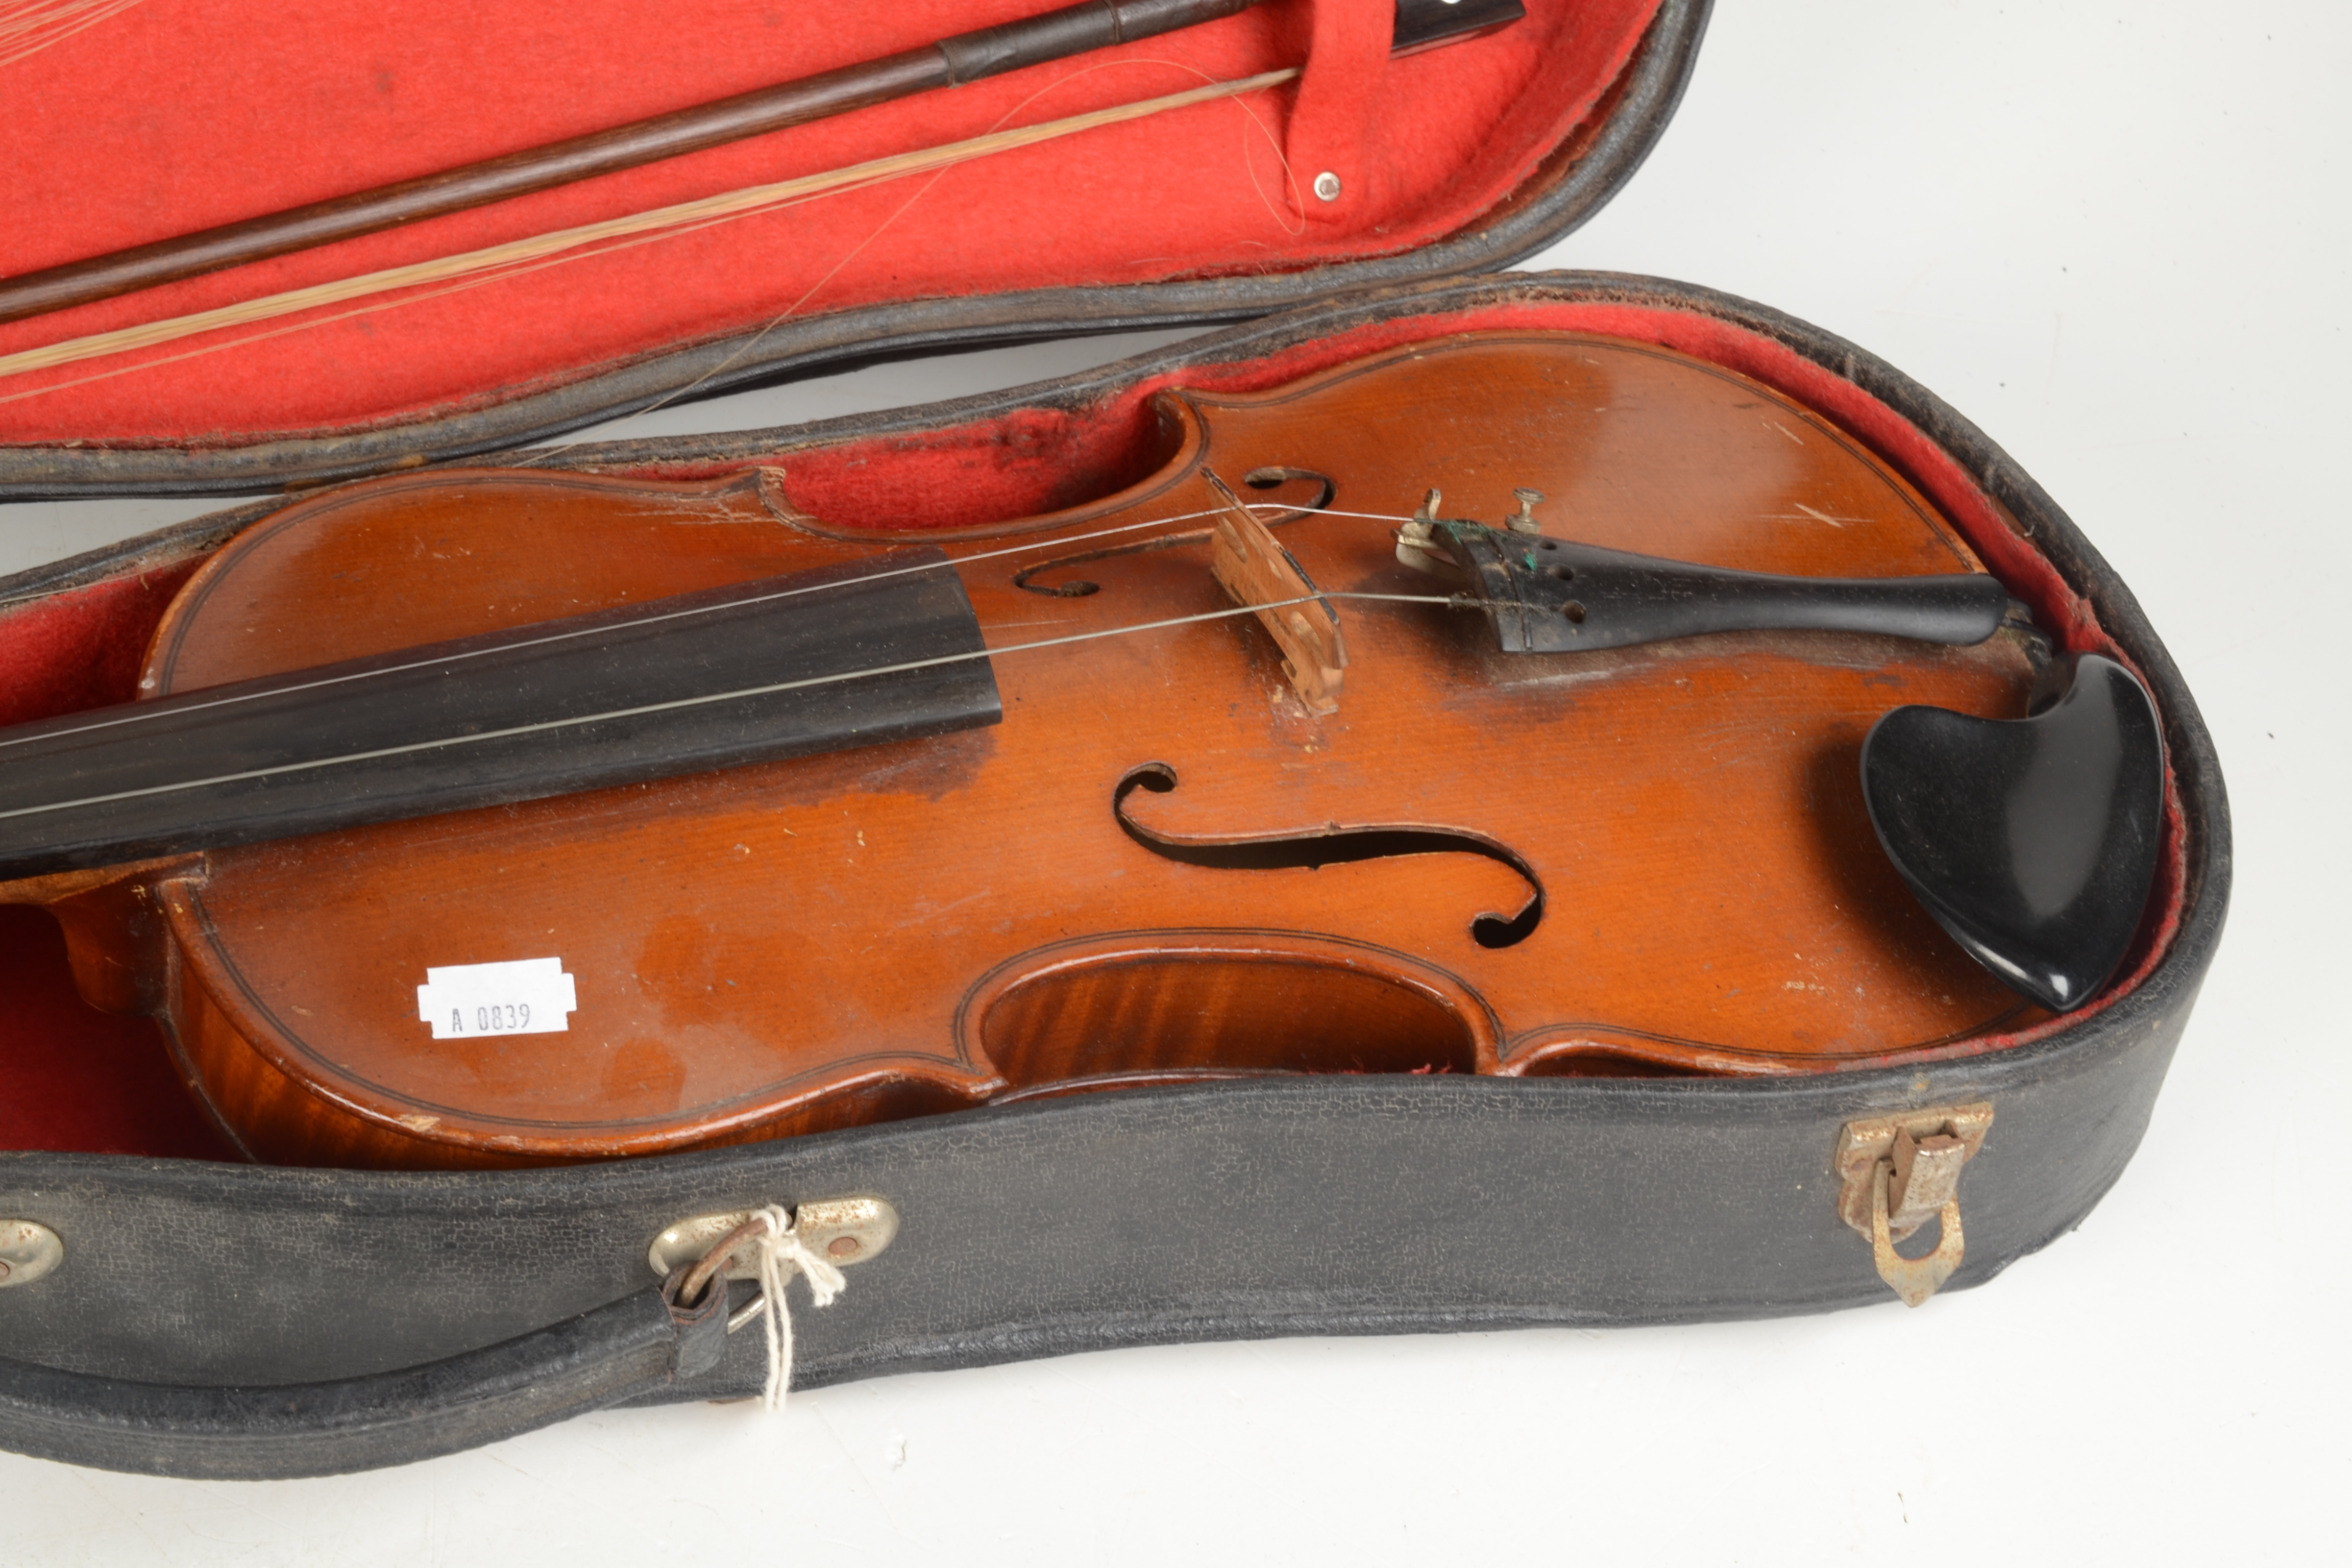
[[0, 0, 1658, 447]]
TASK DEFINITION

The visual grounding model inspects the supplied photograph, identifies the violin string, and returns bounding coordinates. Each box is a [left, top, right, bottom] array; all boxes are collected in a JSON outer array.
[[0, 591, 1464, 824], [0, 500, 1424, 750], [1290, 506, 1443, 524]]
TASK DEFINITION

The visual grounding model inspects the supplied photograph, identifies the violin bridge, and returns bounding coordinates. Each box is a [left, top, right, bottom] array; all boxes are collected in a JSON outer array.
[[1203, 469, 1346, 716]]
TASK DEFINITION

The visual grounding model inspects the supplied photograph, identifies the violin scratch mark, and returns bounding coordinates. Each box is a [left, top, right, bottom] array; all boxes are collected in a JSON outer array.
[[898, 889, 991, 931]]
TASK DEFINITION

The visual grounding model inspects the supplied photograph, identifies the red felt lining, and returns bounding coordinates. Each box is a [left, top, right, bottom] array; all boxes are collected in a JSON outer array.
[[0, 564, 204, 729], [0, 298, 2192, 1158], [0, 0, 1658, 445], [0, 906, 236, 1159], [1279, 0, 1393, 224]]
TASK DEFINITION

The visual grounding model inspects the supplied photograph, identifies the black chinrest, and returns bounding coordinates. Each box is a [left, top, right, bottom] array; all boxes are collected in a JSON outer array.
[[1860, 654, 2165, 1012]]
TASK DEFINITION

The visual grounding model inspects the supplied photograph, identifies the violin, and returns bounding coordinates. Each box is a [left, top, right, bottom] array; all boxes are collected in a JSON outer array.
[[0, 331, 2144, 1169]]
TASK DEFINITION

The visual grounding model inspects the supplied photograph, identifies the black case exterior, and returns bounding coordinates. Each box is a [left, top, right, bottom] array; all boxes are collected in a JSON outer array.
[[0, 2, 1713, 501], [0, 273, 2231, 1478]]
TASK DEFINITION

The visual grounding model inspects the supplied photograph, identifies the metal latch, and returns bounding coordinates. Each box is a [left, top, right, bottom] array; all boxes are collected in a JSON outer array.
[[0, 1220, 63, 1289], [648, 1196, 898, 1282], [1833, 1102, 1993, 1307]]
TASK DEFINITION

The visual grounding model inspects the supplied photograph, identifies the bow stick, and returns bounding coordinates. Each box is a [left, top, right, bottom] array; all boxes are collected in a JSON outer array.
[[0, 0, 1523, 331]]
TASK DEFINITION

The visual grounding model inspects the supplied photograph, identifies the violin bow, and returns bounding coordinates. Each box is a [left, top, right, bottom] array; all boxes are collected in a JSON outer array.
[[0, 0, 1523, 330], [0, 69, 1296, 385]]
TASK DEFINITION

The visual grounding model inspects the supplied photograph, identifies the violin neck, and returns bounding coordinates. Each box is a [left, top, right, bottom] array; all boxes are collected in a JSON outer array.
[[0, 551, 999, 882]]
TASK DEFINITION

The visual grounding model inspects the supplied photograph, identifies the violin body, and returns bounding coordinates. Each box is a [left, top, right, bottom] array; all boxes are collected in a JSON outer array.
[[12, 333, 2044, 1168]]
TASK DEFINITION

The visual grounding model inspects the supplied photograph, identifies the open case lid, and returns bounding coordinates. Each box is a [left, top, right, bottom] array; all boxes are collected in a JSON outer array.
[[0, 0, 1707, 497]]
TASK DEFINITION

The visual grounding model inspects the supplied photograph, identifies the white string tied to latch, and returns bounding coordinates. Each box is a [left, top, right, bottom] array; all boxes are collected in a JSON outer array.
[[747, 1203, 847, 1412]]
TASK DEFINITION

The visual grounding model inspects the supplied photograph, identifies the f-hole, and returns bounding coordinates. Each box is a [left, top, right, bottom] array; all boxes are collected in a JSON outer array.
[[1113, 763, 1544, 949], [1014, 468, 1335, 597]]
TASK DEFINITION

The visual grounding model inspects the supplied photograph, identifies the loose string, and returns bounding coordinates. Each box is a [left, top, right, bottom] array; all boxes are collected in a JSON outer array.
[[511, 55, 1303, 460], [0, 0, 143, 69], [0, 500, 1427, 750], [746, 1204, 845, 1412]]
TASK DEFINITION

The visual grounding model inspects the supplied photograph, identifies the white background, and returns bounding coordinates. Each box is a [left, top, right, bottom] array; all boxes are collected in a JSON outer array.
[[5, 2, 2345, 1560]]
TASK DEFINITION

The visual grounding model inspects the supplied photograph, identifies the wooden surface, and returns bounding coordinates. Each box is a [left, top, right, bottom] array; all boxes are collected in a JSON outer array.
[[14, 332, 2044, 1165]]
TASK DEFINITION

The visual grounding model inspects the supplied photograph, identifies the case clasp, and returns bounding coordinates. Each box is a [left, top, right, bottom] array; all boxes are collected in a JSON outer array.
[[1833, 1102, 1993, 1307], [648, 1197, 899, 1283]]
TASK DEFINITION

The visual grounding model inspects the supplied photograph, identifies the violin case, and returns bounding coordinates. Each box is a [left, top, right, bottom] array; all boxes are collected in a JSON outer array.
[[0, 0, 2228, 1478]]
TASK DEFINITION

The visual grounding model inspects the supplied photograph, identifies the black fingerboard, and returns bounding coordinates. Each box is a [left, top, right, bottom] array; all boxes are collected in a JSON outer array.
[[0, 549, 999, 879]]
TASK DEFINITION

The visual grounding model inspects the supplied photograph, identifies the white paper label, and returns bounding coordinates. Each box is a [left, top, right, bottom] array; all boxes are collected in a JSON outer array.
[[416, 958, 577, 1040]]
